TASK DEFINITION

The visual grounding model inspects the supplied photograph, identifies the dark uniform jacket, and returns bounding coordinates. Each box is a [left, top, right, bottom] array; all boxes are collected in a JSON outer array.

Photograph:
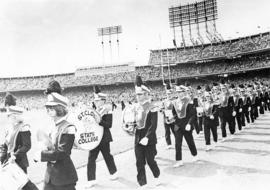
[[134, 101, 158, 145], [193, 98, 199, 108], [243, 95, 251, 112], [96, 104, 113, 144], [41, 119, 78, 186], [99, 113, 113, 144], [228, 96, 235, 115], [212, 104, 220, 126], [203, 101, 219, 126], [255, 96, 260, 107], [234, 95, 243, 113], [172, 97, 196, 131], [219, 92, 230, 119], [264, 92, 269, 104]]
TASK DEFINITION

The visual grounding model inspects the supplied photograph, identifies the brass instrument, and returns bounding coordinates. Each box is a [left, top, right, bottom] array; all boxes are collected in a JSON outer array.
[[122, 105, 136, 135], [163, 100, 175, 124]]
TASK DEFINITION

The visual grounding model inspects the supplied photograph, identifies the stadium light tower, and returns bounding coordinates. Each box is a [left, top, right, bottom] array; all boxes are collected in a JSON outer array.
[[98, 25, 122, 65], [169, 0, 222, 46]]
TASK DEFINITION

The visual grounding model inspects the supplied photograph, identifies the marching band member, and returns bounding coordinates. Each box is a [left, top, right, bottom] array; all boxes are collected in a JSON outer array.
[[202, 85, 219, 151], [2, 102, 38, 190], [195, 86, 204, 135], [264, 85, 270, 111], [86, 86, 118, 188], [233, 85, 244, 131], [172, 79, 198, 167], [212, 83, 221, 129], [162, 82, 176, 150], [133, 75, 160, 187], [258, 82, 265, 115], [1, 92, 17, 164], [34, 93, 78, 190], [239, 84, 249, 127], [186, 82, 202, 135], [254, 83, 260, 119], [228, 84, 236, 134], [246, 84, 254, 124], [219, 81, 235, 141], [251, 85, 258, 122]]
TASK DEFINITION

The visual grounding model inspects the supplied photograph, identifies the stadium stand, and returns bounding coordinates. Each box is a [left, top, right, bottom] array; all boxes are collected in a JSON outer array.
[[0, 32, 269, 109]]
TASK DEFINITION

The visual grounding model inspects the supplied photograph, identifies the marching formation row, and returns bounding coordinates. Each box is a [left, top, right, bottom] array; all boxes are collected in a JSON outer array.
[[122, 76, 270, 187], [0, 76, 269, 190], [159, 78, 270, 162]]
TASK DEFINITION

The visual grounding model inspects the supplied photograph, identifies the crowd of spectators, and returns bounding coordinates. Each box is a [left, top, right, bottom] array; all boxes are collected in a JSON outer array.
[[0, 33, 268, 92], [149, 32, 270, 65], [137, 53, 270, 81], [0, 52, 269, 94], [0, 70, 269, 110], [0, 33, 269, 109], [0, 54, 269, 95]]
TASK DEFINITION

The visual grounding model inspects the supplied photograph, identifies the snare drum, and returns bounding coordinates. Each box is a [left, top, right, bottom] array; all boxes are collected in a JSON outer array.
[[0, 162, 28, 190]]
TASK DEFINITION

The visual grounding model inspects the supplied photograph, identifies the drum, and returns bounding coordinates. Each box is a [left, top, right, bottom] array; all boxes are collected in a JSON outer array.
[[122, 106, 136, 135], [0, 162, 28, 190], [74, 108, 104, 150]]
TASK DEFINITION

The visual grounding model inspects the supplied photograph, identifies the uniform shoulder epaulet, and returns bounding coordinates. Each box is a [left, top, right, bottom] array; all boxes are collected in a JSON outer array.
[[62, 125, 76, 134], [20, 124, 30, 132]]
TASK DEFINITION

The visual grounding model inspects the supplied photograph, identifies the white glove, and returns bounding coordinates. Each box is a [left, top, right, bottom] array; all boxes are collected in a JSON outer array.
[[257, 106, 260, 110], [239, 108, 242, 113], [185, 124, 191, 131], [232, 111, 236, 116], [93, 112, 101, 124], [37, 141, 48, 151], [210, 115, 214, 120], [9, 154, 16, 163], [248, 107, 251, 111], [139, 137, 149, 146], [268, 100, 270, 103], [33, 151, 42, 163]]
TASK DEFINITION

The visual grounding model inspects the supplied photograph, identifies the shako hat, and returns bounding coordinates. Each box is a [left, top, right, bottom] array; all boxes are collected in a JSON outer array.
[[135, 75, 150, 94], [93, 86, 107, 101], [4, 92, 16, 107], [44, 80, 63, 95]]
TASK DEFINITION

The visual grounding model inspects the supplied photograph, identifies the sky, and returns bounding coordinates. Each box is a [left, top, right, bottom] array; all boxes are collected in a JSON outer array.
[[0, 0, 269, 77]]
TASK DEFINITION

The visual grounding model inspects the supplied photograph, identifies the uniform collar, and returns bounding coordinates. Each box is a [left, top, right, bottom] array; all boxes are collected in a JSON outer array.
[[55, 115, 68, 125]]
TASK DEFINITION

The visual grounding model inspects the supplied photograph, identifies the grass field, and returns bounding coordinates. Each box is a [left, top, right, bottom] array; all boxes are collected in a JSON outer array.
[[0, 107, 165, 184]]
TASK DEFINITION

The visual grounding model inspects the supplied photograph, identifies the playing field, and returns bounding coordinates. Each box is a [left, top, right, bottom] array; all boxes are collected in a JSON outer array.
[[0, 107, 165, 184]]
